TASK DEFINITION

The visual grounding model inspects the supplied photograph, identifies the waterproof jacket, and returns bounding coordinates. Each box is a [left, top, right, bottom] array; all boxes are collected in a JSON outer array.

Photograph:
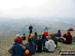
[[12, 43, 23, 56], [55, 32, 61, 37], [51, 36, 58, 45], [25, 43, 35, 55], [63, 34, 72, 44]]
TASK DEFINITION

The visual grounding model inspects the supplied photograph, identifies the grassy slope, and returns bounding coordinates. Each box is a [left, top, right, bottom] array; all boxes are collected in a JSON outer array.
[[0, 31, 75, 56]]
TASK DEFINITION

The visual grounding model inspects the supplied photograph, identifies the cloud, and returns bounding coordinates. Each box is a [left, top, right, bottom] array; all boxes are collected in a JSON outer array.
[[0, 0, 75, 18]]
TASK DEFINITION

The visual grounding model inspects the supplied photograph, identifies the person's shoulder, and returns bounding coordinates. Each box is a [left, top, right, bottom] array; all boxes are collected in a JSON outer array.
[[49, 39, 54, 42]]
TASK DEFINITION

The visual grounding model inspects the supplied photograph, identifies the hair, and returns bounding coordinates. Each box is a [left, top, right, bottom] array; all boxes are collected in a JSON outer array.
[[37, 37, 40, 40], [48, 35, 51, 39], [23, 33, 25, 35], [35, 32, 37, 36], [14, 39, 18, 43], [58, 30, 61, 32]]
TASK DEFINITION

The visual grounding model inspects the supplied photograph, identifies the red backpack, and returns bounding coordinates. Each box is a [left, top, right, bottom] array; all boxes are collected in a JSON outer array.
[[44, 32, 48, 36]]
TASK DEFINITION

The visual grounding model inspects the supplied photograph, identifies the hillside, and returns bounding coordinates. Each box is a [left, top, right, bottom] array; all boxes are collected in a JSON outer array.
[[0, 31, 75, 56]]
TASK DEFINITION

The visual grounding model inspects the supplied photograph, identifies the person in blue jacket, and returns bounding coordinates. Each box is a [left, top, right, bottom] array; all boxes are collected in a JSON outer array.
[[12, 39, 23, 56], [25, 39, 35, 55], [55, 30, 61, 37]]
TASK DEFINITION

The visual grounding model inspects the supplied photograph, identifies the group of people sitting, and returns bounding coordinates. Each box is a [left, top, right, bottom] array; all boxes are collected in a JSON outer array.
[[9, 26, 73, 56]]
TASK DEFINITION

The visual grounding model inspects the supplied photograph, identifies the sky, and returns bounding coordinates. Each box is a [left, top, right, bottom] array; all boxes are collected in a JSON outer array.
[[0, 0, 75, 19]]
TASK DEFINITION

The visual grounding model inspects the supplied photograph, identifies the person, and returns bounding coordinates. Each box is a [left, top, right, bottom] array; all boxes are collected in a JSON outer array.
[[32, 32, 37, 44], [44, 27, 48, 31], [36, 37, 43, 52], [63, 31, 72, 44], [25, 39, 35, 55], [51, 34, 58, 46], [44, 27, 48, 37], [12, 39, 23, 56], [16, 34, 22, 44], [21, 33, 26, 40], [42, 34, 48, 47], [55, 30, 61, 37], [43, 35, 55, 52], [29, 25, 33, 34]]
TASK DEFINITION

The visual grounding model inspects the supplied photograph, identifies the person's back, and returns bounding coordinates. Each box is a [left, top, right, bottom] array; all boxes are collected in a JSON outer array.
[[51, 35, 58, 45], [29, 25, 33, 30], [32, 32, 37, 44], [45, 39, 55, 52], [12, 39, 23, 56], [55, 30, 61, 37], [29, 25, 33, 33], [36, 37, 42, 52], [45, 36, 55, 52], [42, 34, 48, 46], [44, 31, 48, 36], [25, 39, 35, 55]]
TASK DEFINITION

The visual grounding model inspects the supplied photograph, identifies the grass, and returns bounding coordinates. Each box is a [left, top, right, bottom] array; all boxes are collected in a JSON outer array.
[[0, 31, 75, 56]]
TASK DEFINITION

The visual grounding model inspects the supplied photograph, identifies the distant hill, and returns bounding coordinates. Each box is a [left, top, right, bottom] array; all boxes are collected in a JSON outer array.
[[0, 17, 75, 35]]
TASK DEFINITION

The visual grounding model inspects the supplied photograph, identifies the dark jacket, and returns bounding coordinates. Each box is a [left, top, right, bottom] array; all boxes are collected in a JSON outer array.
[[25, 43, 35, 55], [32, 35, 37, 44], [36, 40, 42, 52], [12, 43, 23, 56], [55, 32, 61, 37], [42, 35, 48, 46], [29, 26, 33, 30], [51, 36, 58, 45], [63, 34, 72, 44]]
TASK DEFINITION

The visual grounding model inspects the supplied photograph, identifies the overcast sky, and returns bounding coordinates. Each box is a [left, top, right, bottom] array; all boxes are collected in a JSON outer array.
[[0, 0, 75, 19]]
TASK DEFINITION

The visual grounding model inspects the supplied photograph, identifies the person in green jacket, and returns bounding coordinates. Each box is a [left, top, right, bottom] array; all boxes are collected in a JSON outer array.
[[21, 33, 26, 40], [51, 34, 58, 46], [32, 32, 37, 44]]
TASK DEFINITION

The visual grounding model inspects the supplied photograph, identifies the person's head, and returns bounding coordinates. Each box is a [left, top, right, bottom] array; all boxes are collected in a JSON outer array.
[[50, 34, 55, 37], [37, 37, 40, 40], [35, 32, 37, 36], [16, 34, 20, 37], [28, 39, 33, 46], [23, 33, 25, 35], [67, 31, 71, 35], [48, 35, 51, 40], [14, 39, 19, 43], [58, 30, 61, 33]]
